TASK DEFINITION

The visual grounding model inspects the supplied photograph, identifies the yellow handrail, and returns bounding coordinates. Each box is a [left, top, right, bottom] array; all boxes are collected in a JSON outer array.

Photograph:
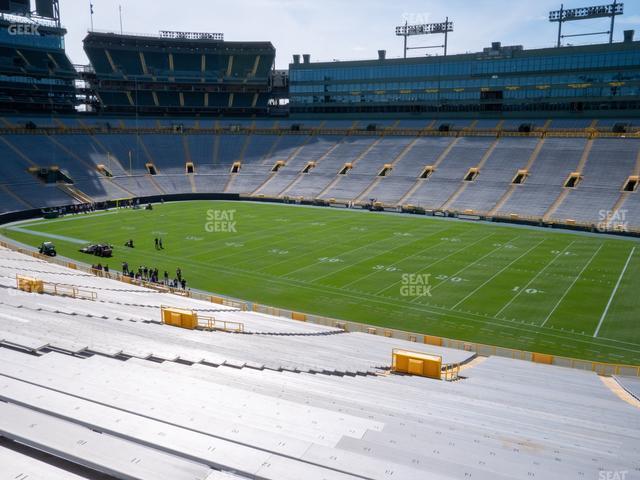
[[199, 315, 245, 333]]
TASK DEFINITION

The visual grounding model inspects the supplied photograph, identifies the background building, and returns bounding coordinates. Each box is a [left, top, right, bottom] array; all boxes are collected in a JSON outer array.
[[0, 0, 77, 114], [289, 34, 640, 118], [83, 31, 275, 116]]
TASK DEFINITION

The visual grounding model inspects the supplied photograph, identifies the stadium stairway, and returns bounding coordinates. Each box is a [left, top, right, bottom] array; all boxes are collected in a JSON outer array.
[[354, 136, 422, 204], [404, 137, 497, 210], [0, 249, 474, 374], [1, 128, 640, 228], [603, 376, 640, 408], [440, 137, 501, 211], [316, 137, 385, 200], [395, 137, 462, 207], [278, 137, 344, 198], [542, 138, 595, 221], [496, 138, 589, 218], [448, 137, 539, 214], [0, 245, 638, 478], [57, 183, 94, 203], [0, 184, 33, 210], [488, 136, 546, 216], [0, 345, 637, 479], [604, 143, 640, 229], [251, 136, 312, 196]]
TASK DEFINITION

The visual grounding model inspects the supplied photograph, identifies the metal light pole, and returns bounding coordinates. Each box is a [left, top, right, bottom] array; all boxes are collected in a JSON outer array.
[[395, 19, 454, 58], [549, 2, 624, 48]]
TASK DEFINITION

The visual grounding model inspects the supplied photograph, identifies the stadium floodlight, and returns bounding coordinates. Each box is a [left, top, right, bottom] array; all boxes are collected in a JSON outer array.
[[549, 2, 624, 47], [395, 18, 453, 58]]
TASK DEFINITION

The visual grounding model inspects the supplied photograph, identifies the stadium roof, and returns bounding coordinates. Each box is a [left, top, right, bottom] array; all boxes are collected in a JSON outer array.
[[84, 30, 275, 53], [289, 38, 639, 68]]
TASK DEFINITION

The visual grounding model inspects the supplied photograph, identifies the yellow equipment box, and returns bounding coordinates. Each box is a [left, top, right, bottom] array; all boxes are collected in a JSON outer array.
[[161, 306, 198, 330], [291, 312, 307, 322], [392, 349, 443, 379], [16, 275, 44, 293]]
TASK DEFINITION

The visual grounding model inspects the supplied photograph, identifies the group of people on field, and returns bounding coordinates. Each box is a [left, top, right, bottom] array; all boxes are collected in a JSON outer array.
[[121, 260, 187, 290]]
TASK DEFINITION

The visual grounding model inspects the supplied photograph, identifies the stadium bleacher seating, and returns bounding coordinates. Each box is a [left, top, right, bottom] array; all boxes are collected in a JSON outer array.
[[0, 118, 639, 232], [0, 245, 638, 479], [83, 32, 275, 115], [0, 13, 77, 114]]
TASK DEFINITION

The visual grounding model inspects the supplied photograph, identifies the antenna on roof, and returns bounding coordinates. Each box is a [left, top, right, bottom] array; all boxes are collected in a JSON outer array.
[[118, 5, 123, 35], [89, 2, 94, 31]]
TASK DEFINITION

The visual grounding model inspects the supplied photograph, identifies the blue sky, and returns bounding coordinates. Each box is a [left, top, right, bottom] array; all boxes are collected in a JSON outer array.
[[60, 0, 640, 68]]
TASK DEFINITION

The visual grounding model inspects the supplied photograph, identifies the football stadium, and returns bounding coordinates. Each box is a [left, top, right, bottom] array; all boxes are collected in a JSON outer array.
[[0, 0, 639, 479]]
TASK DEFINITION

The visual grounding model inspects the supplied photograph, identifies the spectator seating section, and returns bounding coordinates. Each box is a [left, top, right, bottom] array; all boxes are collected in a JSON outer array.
[[0, 118, 638, 230], [0, 245, 637, 479]]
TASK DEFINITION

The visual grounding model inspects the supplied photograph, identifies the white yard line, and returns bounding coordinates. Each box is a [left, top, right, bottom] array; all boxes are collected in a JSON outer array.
[[5, 226, 88, 245], [282, 224, 445, 279], [373, 232, 496, 295], [24, 211, 119, 227], [308, 225, 451, 283], [425, 236, 521, 296], [493, 240, 576, 318], [451, 239, 546, 310], [593, 246, 636, 338], [540, 243, 604, 328]]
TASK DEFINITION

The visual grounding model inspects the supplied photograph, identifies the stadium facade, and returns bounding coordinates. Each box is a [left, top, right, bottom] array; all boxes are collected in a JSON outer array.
[[289, 36, 640, 117], [0, 3, 640, 479], [83, 31, 275, 116], [0, 0, 77, 113]]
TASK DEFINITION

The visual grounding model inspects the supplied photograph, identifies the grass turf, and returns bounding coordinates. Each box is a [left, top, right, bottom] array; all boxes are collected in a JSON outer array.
[[2, 200, 639, 365]]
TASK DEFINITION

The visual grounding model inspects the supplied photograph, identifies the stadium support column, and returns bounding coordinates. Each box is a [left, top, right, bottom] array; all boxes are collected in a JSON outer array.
[[556, 4, 563, 48], [609, 0, 617, 43], [403, 21, 407, 59], [444, 17, 449, 56]]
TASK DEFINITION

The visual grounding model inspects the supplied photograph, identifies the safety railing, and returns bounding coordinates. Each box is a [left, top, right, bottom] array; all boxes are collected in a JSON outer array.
[[43, 283, 97, 301], [442, 363, 461, 382], [210, 296, 248, 311], [199, 315, 245, 333], [0, 125, 638, 140], [16, 274, 97, 300], [252, 303, 640, 378], [2, 234, 639, 377]]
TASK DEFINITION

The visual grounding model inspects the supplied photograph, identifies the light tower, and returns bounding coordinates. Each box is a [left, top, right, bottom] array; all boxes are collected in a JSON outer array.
[[549, 2, 624, 47], [395, 18, 453, 59]]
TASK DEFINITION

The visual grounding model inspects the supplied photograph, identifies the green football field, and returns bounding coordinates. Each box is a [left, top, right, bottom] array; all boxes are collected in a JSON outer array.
[[2, 201, 639, 365]]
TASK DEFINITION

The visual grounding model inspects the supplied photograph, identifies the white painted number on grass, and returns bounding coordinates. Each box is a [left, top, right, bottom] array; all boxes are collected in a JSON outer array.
[[373, 265, 402, 272], [436, 275, 467, 283], [318, 257, 343, 263], [552, 250, 574, 256], [512, 287, 545, 295], [225, 242, 244, 248], [269, 249, 289, 255], [494, 243, 517, 249], [441, 237, 461, 243], [394, 232, 413, 237]]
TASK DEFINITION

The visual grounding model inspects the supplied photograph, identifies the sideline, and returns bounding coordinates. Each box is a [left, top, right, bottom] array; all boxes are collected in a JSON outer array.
[[4, 225, 88, 245], [594, 246, 636, 338]]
